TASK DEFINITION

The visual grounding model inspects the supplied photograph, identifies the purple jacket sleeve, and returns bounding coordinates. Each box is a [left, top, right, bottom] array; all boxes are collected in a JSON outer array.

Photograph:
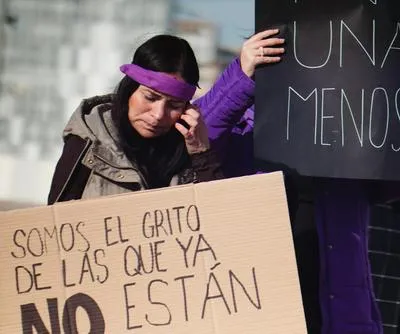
[[193, 57, 255, 154]]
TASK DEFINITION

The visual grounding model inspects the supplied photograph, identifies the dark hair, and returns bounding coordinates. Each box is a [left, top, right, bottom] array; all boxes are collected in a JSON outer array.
[[112, 34, 199, 188], [133, 34, 199, 85]]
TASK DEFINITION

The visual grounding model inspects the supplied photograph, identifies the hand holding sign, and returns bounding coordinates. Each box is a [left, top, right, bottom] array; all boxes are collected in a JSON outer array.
[[240, 29, 285, 78]]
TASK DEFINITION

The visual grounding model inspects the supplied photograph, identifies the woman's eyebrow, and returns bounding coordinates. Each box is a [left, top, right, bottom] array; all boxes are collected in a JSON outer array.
[[143, 88, 158, 95], [144, 88, 184, 103], [143, 88, 162, 98]]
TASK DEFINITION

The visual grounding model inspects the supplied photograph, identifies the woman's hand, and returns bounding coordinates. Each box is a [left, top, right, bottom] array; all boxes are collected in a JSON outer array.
[[240, 28, 285, 78], [175, 104, 210, 155]]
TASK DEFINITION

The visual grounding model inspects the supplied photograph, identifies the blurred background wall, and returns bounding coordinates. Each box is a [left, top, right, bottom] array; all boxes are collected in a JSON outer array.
[[0, 0, 254, 209]]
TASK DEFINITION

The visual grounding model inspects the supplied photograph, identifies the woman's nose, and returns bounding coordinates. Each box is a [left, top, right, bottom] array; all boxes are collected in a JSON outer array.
[[152, 101, 166, 120]]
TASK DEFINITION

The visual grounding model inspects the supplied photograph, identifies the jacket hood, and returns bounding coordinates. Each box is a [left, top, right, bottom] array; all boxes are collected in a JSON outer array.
[[63, 94, 114, 140], [63, 94, 134, 169]]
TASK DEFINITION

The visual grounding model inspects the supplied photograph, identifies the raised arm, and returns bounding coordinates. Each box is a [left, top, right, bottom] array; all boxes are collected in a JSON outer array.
[[194, 57, 254, 137], [193, 29, 285, 155]]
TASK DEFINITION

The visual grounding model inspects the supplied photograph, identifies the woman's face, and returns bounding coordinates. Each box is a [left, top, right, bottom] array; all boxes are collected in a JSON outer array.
[[128, 80, 187, 138]]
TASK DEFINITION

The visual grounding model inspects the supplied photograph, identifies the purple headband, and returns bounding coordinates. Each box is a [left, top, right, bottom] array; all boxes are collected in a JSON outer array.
[[120, 64, 196, 101]]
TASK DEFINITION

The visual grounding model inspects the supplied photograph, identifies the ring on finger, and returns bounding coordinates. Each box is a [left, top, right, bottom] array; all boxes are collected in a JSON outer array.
[[259, 46, 264, 57]]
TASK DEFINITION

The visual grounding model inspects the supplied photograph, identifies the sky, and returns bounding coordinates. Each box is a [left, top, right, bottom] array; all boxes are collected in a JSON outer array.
[[174, 0, 255, 49]]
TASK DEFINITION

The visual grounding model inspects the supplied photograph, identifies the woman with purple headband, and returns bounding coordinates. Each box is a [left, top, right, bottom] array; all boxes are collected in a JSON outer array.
[[48, 34, 216, 202], [48, 32, 283, 203]]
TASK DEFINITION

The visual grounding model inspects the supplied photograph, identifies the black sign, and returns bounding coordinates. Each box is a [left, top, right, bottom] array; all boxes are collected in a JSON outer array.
[[255, 0, 400, 180]]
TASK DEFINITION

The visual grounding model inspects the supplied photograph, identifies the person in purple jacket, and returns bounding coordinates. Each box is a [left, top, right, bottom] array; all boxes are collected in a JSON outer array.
[[201, 30, 400, 334]]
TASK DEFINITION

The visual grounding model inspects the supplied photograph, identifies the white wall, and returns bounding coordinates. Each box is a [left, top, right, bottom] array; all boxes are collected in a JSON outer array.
[[0, 0, 172, 207]]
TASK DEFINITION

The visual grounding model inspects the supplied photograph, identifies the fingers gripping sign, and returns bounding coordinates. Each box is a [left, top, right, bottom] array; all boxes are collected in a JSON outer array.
[[240, 28, 286, 77], [175, 104, 210, 155]]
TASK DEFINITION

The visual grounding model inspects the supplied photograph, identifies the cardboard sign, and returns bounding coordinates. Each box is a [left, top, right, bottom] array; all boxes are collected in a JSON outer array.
[[255, 0, 400, 180], [0, 173, 306, 334]]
